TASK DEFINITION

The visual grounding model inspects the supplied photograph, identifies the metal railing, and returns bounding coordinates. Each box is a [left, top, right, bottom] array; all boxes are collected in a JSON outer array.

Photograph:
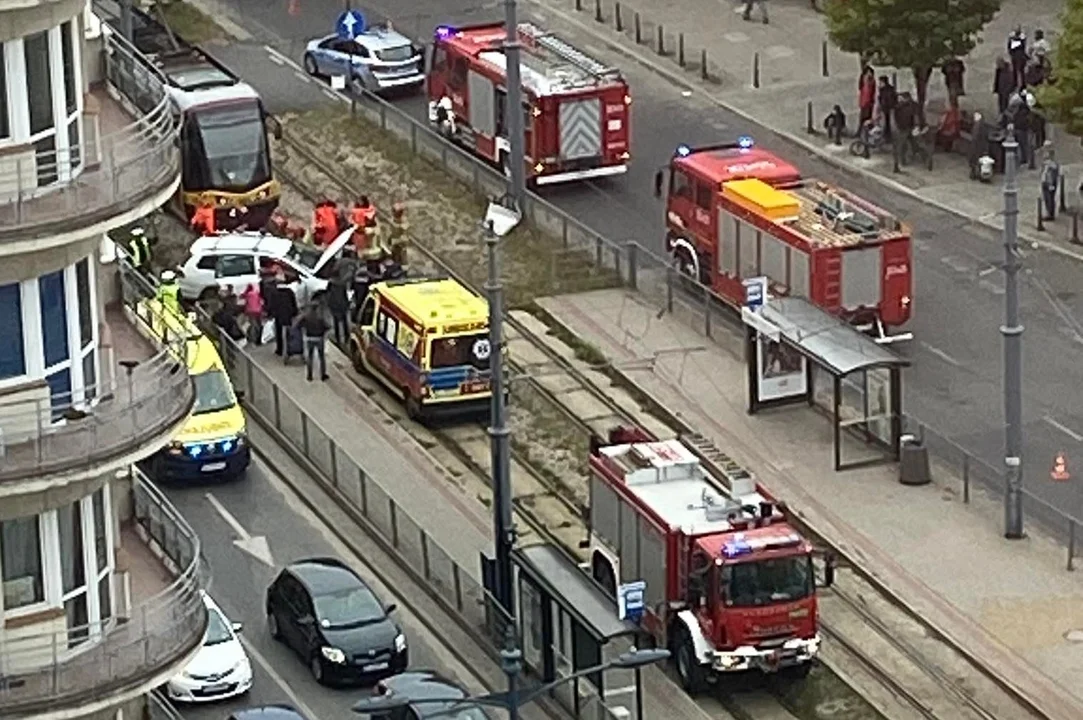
[[0, 469, 206, 714], [0, 265, 193, 482], [0, 32, 178, 240]]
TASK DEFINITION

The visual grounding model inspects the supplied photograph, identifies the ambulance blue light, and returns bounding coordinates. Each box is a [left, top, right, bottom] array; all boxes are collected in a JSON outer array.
[[722, 538, 752, 557], [190, 444, 203, 458], [676, 144, 691, 157], [737, 136, 754, 149], [222, 440, 234, 453], [435, 26, 454, 39]]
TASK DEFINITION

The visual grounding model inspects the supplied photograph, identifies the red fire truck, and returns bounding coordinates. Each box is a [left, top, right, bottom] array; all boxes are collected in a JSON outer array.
[[653, 139, 913, 343], [587, 427, 826, 691], [427, 22, 631, 186]]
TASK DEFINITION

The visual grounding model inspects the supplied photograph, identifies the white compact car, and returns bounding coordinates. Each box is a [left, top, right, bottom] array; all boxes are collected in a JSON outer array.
[[166, 592, 253, 702], [177, 228, 355, 303], [303, 24, 424, 94]]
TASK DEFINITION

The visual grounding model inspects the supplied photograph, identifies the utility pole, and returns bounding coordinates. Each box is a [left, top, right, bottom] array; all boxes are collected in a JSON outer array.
[[1002, 126, 1025, 539], [485, 223, 514, 611], [119, 0, 134, 41], [503, 0, 527, 208]]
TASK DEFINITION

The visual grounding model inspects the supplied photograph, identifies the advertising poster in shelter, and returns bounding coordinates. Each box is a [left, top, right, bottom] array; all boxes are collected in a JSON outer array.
[[757, 334, 807, 402]]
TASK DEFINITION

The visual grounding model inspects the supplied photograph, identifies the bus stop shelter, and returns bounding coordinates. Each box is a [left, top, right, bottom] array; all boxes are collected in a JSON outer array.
[[511, 544, 640, 720], [742, 297, 910, 470]]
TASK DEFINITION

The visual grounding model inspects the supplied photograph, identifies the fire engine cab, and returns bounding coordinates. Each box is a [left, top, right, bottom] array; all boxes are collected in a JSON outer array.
[[654, 139, 913, 343], [427, 22, 631, 186], [587, 428, 824, 692]]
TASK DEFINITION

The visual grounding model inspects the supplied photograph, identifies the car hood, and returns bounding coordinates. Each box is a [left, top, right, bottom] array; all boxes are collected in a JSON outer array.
[[180, 637, 248, 678], [321, 616, 399, 655]]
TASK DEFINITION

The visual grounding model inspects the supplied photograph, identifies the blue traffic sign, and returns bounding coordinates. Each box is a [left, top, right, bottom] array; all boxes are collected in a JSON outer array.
[[743, 277, 767, 310], [618, 580, 646, 622], [336, 9, 367, 40]]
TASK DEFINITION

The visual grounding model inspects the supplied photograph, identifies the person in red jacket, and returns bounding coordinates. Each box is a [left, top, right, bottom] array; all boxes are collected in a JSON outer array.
[[858, 66, 876, 128], [191, 197, 216, 235], [312, 200, 340, 246]]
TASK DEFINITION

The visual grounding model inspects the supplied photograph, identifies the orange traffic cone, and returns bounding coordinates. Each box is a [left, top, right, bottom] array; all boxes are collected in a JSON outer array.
[[1051, 453, 1070, 481]]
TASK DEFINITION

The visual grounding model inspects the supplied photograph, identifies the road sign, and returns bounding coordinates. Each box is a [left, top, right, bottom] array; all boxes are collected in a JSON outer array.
[[336, 9, 367, 40], [1052, 453, 1070, 481], [743, 276, 767, 310], [617, 580, 646, 622]]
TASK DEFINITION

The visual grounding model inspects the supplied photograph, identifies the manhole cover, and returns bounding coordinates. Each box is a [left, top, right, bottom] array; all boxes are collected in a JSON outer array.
[[1063, 629, 1083, 642]]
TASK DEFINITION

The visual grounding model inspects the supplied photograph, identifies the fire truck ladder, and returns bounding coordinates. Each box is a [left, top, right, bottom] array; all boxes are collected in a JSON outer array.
[[517, 23, 621, 82], [682, 431, 757, 497]]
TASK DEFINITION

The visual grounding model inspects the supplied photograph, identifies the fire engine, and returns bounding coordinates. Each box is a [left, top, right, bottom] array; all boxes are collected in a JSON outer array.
[[427, 22, 631, 186], [586, 427, 826, 692], [653, 138, 913, 343]]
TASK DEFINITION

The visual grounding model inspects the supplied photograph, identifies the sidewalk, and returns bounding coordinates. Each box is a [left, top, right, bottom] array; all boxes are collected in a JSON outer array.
[[539, 0, 1083, 257], [537, 288, 1083, 720]]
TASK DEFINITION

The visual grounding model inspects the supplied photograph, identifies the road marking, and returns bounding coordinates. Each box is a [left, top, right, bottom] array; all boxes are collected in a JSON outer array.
[[978, 278, 1005, 295], [205, 493, 276, 566], [265, 45, 302, 72], [920, 342, 961, 367], [939, 255, 973, 273], [294, 70, 313, 84], [240, 634, 322, 719], [1058, 326, 1083, 345], [206, 492, 250, 538], [978, 265, 998, 277], [1043, 416, 1083, 442], [322, 88, 342, 102], [268, 54, 284, 66]]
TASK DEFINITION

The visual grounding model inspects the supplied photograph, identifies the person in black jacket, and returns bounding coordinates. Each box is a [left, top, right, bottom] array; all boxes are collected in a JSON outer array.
[[267, 274, 299, 357], [877, 76, 897, 141], [296, 302, 330, 382], [326, 259, 350, 346]]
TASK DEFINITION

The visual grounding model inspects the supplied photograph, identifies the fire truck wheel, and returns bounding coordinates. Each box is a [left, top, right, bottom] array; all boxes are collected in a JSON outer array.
[[674, 628, 708, 694]]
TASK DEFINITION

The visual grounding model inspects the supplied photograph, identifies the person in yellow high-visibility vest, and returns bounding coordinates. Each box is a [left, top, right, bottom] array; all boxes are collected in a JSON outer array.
[[156, 270, 182, 317]]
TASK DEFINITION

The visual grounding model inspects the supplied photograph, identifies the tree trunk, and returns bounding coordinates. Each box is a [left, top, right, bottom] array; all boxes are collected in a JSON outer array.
[[913, 66, 933, 126]]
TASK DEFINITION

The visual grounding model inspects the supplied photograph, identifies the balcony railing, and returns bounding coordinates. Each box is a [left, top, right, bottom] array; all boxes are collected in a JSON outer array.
[[0, 471, 207, 714], [0, 33, 179, 241], [0, 268, 195, 483]]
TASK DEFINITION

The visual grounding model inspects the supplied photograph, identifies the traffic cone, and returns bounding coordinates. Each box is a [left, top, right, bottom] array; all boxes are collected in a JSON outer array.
[[1051, 453, 1070, 481]]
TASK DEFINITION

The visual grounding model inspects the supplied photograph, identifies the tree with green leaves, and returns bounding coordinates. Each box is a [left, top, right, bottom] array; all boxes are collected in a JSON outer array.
[[1036, 0, 1083, 137], [823, 0, 1001, 118]]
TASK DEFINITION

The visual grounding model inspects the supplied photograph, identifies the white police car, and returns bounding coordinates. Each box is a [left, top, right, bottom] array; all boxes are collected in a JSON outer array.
[[303, 23, 424, 94]]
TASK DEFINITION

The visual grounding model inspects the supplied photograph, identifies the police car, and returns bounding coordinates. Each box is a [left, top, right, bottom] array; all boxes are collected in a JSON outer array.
[[303, 23, 424, 94]]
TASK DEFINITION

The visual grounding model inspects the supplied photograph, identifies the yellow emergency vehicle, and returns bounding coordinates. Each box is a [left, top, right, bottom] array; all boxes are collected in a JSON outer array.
[[130, 298, 251, 480], [348, 277, 495, 420]]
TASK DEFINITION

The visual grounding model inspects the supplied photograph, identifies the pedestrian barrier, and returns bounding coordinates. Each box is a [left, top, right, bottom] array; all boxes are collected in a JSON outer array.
[[0, 468, 206, 714], [214, 332, 624, 720]]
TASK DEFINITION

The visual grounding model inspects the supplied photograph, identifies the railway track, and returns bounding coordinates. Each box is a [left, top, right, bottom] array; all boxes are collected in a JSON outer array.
[[270, 130, 1044, 720]]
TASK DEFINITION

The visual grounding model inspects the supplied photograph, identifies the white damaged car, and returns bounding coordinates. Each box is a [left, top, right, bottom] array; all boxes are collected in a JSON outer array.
[[166, 592, 253, 702]]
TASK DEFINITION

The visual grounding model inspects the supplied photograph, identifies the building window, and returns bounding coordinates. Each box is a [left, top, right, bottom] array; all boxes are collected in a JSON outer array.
[[61, 22, 77, 115], [1, 516, 45, 610], [98, 574, 112, 621], [58, 502, 86, 594], [0, 283, 25, 379], [35, 135, 59, 187], [93, 489, 108, 572], [68, 117, 81, 170], [24, 31, 55, 135], [83, 350, 97, 400], [76, 259, 93, 347], [46, 368, 72, 418], [0, 41, 9, 140], [40, 270, 69, 367]]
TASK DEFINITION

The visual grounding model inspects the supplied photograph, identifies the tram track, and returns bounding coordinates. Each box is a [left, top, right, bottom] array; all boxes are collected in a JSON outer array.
[[270, 130, 1044, 720]]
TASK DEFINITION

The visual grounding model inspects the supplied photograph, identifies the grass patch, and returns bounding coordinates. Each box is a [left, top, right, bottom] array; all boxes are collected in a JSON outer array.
[[154, 1, 227, 44]]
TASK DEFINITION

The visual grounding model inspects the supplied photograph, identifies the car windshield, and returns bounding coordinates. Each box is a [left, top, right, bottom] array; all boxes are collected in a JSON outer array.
[[314, 587, 385, 628], [429, 333, 490, 370], [192, 370, 235, 415], [192, 100, 271, 191], [375, 45, 414, 62], [722, 555, 813, 608], [204, 608, 234, 646]]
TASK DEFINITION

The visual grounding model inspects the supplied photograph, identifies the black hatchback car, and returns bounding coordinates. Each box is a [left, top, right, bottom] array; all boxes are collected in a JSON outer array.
[[266, 557, 409, 685], [366, 671, 490, 720]]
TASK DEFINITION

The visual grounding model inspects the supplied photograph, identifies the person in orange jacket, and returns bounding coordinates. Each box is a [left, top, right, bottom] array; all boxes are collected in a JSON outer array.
[[349, 196, 376, 251], [312, 200, 340, 246], [191, 197, 216, 235]]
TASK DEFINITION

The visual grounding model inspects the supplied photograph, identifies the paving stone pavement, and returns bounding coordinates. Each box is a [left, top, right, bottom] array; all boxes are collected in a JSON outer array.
[[542, 0, 1083, 256]]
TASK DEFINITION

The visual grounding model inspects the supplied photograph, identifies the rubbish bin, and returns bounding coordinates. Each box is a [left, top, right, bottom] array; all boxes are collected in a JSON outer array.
[[899, 434, 931, 486]]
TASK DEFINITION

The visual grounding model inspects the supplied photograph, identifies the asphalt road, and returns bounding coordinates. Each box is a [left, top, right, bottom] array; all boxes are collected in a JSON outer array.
[[163, 456, 486, 720], [196, 0, 1083, 531]]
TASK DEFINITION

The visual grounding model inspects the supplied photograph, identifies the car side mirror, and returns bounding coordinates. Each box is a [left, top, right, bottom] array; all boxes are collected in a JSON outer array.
[[234, 390, 245, 401], [232, 622, 244, 633], [385, 603, 397, 615], [266, 115, 283, 140], [653, 170, 664, 198]]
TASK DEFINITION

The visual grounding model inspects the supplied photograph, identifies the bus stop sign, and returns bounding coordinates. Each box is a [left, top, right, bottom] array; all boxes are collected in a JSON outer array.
[[618, 580, 646, 622]]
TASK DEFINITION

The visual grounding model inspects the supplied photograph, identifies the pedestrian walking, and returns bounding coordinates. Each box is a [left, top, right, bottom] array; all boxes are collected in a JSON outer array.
[[858, 67, 876, 128], [1008, 26, 1027, 87], [156, 270, 182, 316], [968, 112, 991, 180], [241, 283, 265, 345], [994, 57, 1015, 114], [327, 262, 350, 346], [892, 92, 917, 167], [942, 58, 966, 107], [877, 76, 896, 141], [742, 0, 768, 24], [1041, 149, 1060, 221], [296, 303, 330, 382], [268, 273, 299, 358], [127, 227, 153, 276]]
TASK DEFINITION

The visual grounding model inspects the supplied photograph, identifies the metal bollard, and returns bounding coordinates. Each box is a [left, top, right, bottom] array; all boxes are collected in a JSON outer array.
[[806, 101, 814, 134], [1060, 175, 1068, 213], [595, 0, 603, 22], [575, 0, 582, 11], [634, 12, 642, 43], [1072, 211, 1081, 244], [678, 33, 685, 67], [615, 2, 623, 31], [657, 24, 666, 55], [1037, 197, 1045, 231], [701, 49, 709, 80], [752, 52, 760, 88], [821, 40, 828, 77]]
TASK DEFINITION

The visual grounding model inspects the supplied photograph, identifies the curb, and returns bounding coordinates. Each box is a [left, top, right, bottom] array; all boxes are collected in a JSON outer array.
[[538, 0, 1083, 264]]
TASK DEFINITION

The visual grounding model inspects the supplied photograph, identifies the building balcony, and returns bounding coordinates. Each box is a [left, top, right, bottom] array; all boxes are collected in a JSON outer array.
[[0, 314, 194, 491], [0, 90, 179, 257], [0, 472, 207, 719]]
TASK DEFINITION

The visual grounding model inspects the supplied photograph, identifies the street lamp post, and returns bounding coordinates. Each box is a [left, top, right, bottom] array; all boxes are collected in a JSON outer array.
[[352, 633, 669, 720], [1001, 125, 1025, 539], [503, 0, 527, 208]]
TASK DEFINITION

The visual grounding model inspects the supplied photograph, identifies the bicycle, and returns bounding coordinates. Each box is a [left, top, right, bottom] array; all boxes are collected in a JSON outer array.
[[849, 122, 886, 157]]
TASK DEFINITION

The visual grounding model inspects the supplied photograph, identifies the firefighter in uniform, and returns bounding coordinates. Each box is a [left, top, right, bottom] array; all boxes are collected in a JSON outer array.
[[127, 227, 153, 276], [350, 196, 377, 253], [157, 270, 182, 316], [430, 96, 456, 137], [312, 200, 341, 246], [388, 202, 409, 272], [191, 197, 217, 235]]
